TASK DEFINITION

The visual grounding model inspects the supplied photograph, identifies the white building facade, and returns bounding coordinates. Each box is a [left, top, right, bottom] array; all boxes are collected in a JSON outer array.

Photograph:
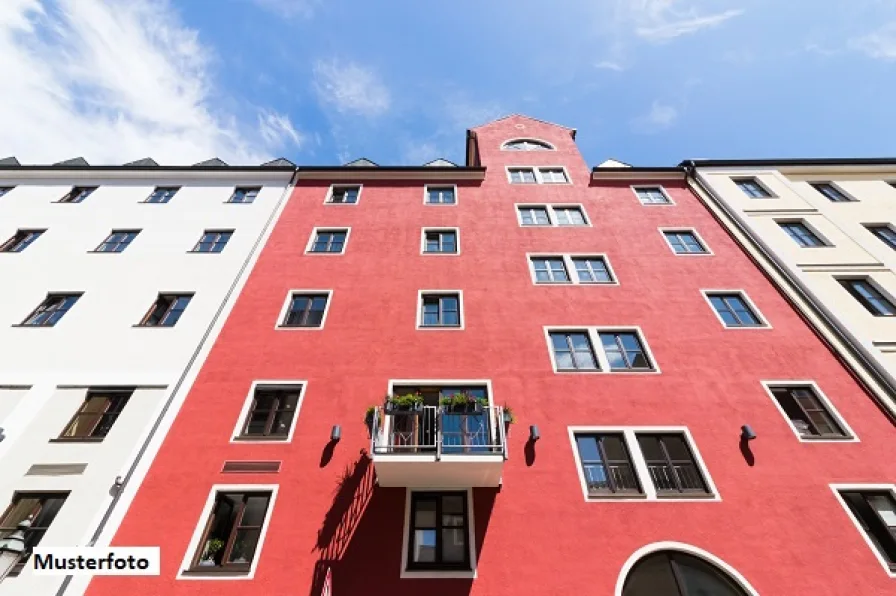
[[0, 158, 295, 595]]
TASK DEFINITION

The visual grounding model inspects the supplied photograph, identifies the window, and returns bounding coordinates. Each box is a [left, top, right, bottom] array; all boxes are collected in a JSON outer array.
[[95, 230, 139, 253], [144, 186, 179, 203], [838, 490, 896, 571], [0, 187, 14, 198], [840, 279, 896, 316], [425, 186, 456, 205], [867, 225, 896, 250], [228, 187, 260, 204], [0, 229, 44, 253], [419, 293, 461, 328], [406, 492, 470, 571], [502, 139, 553, 151], [237, 386, 302, 440], [58, 389, 132, 440], [539, 168, 568, 184], [553, 207, 586, 225], [572, 257, 613, 283], [192, 230, 233, 253], [281, 293, 329, 327], [733, 178, 771, 198], [779, 221, 825, 247], [662, 230, 708, 255], [139, 294, 192, 327], [811, 182, 852, 202], [508, 167, 537, 184], [706, 292, 764, 327], [549, 331, 598, 370], [0, 493, 68, 574], [531, 257, 570, 283], [623, 550, 750, 595], [636, 434, 710, 496], [634, 186, 671, 205], [326, 185, 360, 204], [308, 229, 348, 254], [21, 294, 80, 326], [574, 434, 641, 496], [571, 429, 714, 501], [188, 491, 272, 573], [518, 206, 550, 226], [58, 186, 96, 203], [423, 230, 458, 254], [767, 385, 848, 439], [600, 331, 652, 370]]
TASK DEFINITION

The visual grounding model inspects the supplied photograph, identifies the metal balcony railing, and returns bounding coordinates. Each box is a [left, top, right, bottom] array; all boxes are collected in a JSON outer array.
[[370, 405, 508, 460]]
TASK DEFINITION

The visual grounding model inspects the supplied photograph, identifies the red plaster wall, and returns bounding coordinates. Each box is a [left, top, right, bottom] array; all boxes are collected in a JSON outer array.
[[88, 116, 896, 595]]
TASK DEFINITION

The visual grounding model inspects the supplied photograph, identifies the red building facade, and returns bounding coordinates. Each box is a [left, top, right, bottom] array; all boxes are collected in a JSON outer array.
[[87, 116, 896, 595]]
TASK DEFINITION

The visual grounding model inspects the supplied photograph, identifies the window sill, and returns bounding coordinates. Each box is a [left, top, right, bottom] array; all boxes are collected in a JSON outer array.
[[656, 492, 715, 500], [799, 434, 854, 441], [87, 251, 124, 254], [49, 437, 105, 443], [587, 492, 647, 500], [232, 435, 289, 442], [182, 567, 250, 577], [224, 201, 255, 205], [132, 324, 175, 328], [10, 324, 53, 328]]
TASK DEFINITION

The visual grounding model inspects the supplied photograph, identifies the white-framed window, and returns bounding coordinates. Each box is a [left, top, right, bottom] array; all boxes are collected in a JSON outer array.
[[831, 484, 896, 577], [417, 291, 463, 329], [632, 186, 673, 206], [811, 182, 856, 203], [569, 427, 718, 502], [732, 178, 774, 199], [400, 487, 477, 578], [177, 484, 278, 580], [144, 186, 180, 204], [527, 254, 617, 285], [324, 184, 362, 205], [506, 166, 571, 185], [421, 228, 459, 255], [424, 185, 457, 205], [515, 204, 591, 227], [544, 326, 659, 373], [305, 227, 350, 254], [659, 228, 712, 256], [227, 187, 261, 204], [501, 138, 554, 151], [760, 381, 856, 442], [230, 381, 306, 443], [275, 290, 333, 330], [777, 220, 829, 248], [701, 290, 769, 329]]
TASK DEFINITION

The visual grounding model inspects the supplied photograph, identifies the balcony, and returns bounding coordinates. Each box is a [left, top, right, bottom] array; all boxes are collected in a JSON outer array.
[[369, 405, 508, 488]]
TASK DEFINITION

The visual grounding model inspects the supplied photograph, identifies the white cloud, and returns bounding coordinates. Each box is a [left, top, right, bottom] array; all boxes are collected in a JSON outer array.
[[251, 0, 318, 19], [401, 141, 450, 166], [635, 8, 743, 41], [258, 110, 303, 149], [313, 58, 391, 117], [632, 100, 679, 133], [851, 22, 896, 60], [605, 1, 744, 44], [595, 60, 625, 71], [0, 0, 294, 165]]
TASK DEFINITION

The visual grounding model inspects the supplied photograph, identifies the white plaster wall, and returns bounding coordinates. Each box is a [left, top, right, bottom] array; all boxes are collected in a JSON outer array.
[[0, 170, 291, 595], [699, 168, 896, 380]]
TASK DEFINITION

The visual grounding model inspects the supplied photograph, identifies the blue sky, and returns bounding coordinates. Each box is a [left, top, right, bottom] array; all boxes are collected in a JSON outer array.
[[2, 0, 896, 167]]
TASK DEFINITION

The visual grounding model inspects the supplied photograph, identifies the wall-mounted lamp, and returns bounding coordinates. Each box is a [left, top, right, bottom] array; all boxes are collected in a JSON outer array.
[[0, 427, 5, 442], [529, 425, 540, 442], [740, 425, 757, 441], [330, 425, 342, 442]]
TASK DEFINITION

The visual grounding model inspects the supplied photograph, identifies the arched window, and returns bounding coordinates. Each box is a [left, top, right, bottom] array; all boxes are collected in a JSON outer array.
[[501, 139, 553, 151], [623, 551, 750, 596]]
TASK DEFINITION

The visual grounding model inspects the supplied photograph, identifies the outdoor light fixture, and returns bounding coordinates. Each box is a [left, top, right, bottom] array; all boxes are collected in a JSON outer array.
[[529, 425, 540, 442], [740, 425, 757, 441], [0, 517, 29, 583], [330, 425, 341, 442], [0, 427, 5, 442]]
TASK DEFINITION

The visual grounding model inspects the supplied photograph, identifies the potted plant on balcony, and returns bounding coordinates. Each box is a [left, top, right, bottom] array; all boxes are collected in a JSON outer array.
[[198, 538, 225, 566], [384, 392, 424, 415], [439, 392, 488, 414], [364, 406, 376, 432], [502, 404, 516, 425]]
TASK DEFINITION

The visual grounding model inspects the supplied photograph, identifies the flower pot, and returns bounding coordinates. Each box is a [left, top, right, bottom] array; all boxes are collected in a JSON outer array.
[[385, 402, 422, 415], [502, 410, 513, 424], [444, 402, 483, 414]]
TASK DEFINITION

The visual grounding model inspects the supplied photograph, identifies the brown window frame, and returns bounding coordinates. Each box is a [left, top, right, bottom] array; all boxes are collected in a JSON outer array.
[[281, 293, 329, 327], [138, 294, 193, 327], [56, 389, 133, 442], [237, 386, 302, 440], [57, 186, 97, 203], [406, 491, 471, 571], [227, 187, 261, 204], [769, 386, 848, 439], [187, 491, 272, 574], [0, 229, 45, 253], [20, 293, 81, 327], [574, 433, 643, 497], [635, 433, 711, 497], [0, 492, 69, 576], [840, 490, 896, 571]]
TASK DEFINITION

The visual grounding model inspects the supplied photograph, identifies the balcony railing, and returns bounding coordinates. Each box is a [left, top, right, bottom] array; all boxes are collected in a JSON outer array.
[[370, 405, 507, 459]]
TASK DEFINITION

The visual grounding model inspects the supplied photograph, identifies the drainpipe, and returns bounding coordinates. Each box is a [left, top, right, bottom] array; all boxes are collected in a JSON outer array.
[[682, 163, 896, 423], [54, 171, 298, 596]]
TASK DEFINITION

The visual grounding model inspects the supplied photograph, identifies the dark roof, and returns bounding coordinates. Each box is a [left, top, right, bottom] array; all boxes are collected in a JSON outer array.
[[343, 158, 379, 167], [591, 166, 684, 174], [123, 158, 159, 167], [680, 158, 896, 168], [192, 157, 228, 167], [54, 157, 89, 166], [261, 157, 296, 167], [423, 158, 458, 167], [0, 157, 20, 166]]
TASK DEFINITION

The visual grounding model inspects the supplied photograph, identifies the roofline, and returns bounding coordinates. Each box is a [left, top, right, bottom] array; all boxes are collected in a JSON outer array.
[[591, 166, 686, 181], [0, 164, 295, 173], [296, 165, 486, 181], [681, 158, 896, 168]]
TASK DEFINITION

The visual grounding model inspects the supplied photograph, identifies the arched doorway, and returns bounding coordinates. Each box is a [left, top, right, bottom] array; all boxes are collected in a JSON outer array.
[[622, 550, 751, 596]]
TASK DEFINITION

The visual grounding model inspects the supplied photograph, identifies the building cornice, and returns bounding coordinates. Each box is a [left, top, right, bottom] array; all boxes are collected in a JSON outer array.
[[295, 166, 486, 182], [0, 166, 295, 182], [682, 158, 896, 177], [590, 166, 686, 182]]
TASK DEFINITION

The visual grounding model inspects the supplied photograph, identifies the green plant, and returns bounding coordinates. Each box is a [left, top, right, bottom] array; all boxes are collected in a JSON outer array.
[[502, 404, 516, 424], [364, 406, 376, 425], [439, 392, 488, 409], [385, 392, 424, 408], [205, 538, 225, 558]]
